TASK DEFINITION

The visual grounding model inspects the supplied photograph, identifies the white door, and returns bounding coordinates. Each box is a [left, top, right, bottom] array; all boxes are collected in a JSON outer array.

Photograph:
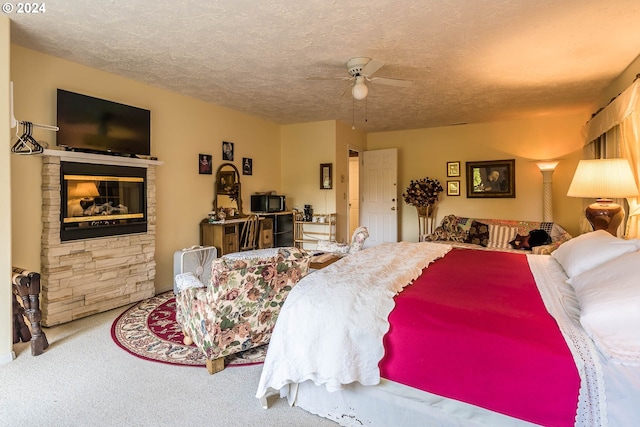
[[360, 148, 398, 246]]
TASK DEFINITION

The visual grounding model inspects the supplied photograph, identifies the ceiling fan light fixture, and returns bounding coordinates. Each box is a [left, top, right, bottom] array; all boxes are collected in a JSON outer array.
[[352, 76, 368, 100]]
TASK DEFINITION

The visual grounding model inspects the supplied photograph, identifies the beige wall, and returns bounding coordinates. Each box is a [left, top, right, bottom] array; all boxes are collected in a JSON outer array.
[[281, 120, 336, 215], [1, 16, 14, 363], [9, 45, 282, 295], [280, 120, 366, 243], [367, 112, 590, 241]]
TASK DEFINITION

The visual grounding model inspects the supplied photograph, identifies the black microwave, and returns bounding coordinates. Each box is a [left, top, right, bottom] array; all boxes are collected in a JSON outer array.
[[251, 194, 286, 213]]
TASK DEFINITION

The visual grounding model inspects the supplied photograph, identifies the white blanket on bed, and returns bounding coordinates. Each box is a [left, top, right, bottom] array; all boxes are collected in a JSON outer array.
[[256, 241, 451, 407]]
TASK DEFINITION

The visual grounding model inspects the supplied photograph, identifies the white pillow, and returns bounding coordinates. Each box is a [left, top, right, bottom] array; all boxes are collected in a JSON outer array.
[[570, 251, 640, 364], [551, 230, 640, 278], [174, 272, 205, 292]]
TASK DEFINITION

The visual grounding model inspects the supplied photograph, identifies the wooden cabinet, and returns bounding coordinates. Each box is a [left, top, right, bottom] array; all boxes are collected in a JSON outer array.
[[258, 218, 274, 249], [200, 219, 240, 256], [294, 213, 336, 249]]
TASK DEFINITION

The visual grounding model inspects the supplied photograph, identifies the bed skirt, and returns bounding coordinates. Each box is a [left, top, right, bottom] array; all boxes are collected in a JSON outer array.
[[287, 379, 539, 427]]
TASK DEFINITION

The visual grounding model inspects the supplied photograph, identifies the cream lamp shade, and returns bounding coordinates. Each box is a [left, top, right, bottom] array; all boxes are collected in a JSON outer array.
[[535, 160, 560, 172], [70, 182, 100, 199], [567, 159, 639, 235], [68, 182, 100, 216]]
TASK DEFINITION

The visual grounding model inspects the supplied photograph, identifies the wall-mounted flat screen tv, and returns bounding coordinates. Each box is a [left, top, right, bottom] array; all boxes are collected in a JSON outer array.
[[57, 89, 151, 156]]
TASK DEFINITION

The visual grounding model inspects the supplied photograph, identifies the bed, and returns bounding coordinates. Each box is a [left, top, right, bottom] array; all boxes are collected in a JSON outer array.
[[256, 232, 640, 426]]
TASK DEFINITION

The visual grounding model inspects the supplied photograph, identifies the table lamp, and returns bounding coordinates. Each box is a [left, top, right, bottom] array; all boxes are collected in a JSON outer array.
[[68, 181, 100, 216], [567, 159, 639, 235]]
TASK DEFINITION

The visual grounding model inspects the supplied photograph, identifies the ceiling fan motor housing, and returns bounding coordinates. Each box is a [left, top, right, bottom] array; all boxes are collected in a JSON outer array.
[[347, 57, 371, 76]]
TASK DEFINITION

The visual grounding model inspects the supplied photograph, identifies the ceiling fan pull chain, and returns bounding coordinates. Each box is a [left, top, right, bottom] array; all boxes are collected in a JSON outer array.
[[365, 97, 368, 123], [352, 95, 356, 130]]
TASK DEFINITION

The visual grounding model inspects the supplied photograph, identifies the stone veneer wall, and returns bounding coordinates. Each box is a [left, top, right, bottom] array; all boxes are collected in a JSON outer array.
[[40, 154, 156, 326]]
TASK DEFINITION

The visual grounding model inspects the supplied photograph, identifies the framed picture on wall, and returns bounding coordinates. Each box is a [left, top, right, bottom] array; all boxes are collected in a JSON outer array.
[[466, 159, 515, 198], [320, 163, 332, 189], [447, 180, 460, 196], [199, 154, 212, 175], [447, 161, 460, 177], [222, 141, 234, 161], [242, 158, 253, 175]]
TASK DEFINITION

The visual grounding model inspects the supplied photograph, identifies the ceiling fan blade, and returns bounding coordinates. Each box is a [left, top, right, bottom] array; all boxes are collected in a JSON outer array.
[[370, 77, 413, 87], [361, 59, 384, 76], [306, 76, 351, 81], [341, 83, 351, 98]]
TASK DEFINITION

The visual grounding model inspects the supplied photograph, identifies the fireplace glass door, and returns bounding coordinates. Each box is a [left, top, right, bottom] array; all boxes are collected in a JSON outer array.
[[61, 162, 147, 241]]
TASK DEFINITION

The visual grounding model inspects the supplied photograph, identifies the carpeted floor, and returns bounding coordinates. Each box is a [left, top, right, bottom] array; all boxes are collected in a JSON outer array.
[[1, 298, 336, 427], [111, 292, 267, 367]]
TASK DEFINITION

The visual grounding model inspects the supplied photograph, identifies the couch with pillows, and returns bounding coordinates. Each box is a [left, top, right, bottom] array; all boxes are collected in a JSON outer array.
[[421, 214, 572, 254]]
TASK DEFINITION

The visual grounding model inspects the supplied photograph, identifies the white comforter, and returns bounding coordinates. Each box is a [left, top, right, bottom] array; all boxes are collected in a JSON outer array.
[[255, 241, 451, 407]]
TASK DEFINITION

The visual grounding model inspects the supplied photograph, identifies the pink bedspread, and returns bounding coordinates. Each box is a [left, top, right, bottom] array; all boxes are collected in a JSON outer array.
[[380, 249, 580, 427]]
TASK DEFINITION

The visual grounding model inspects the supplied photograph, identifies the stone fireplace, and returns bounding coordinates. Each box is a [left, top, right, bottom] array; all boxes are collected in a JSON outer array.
[[60, 161, 148, 241], [40, 150, 160, 326]]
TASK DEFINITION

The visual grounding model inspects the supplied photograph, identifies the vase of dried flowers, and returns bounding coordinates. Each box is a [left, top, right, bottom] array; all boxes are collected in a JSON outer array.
[[415, 205, 433, 217], [403, 177, 443, 209], [403, 177, 443, 236]]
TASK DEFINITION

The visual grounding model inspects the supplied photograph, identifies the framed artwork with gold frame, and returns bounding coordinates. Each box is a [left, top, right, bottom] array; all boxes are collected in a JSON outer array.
[[447, 180, 460, 196], [447, 161, 461, 177], [466, 159, 515, 198]]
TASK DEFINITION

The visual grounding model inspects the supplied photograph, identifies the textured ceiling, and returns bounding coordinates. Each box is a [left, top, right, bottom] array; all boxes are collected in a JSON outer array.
[[8, 0, 640, 132]]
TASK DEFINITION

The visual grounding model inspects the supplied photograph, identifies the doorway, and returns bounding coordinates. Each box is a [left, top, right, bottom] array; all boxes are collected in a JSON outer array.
[[348, 149, 360, 238]]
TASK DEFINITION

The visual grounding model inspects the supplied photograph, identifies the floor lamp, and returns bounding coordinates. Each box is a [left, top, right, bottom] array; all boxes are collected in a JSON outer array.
[[536, 161, 559, 222], [567, 159, 639, 236]]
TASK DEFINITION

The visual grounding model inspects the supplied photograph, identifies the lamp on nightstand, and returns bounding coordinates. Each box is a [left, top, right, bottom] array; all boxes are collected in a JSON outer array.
[[567, 159, 639, 236]]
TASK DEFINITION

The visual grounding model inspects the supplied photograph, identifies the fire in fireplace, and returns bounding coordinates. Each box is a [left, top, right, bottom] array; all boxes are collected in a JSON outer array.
[[60, 161, 147, 241]]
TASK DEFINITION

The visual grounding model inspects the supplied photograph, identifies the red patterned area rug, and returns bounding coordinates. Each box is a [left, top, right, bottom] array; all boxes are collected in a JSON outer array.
[[111, 292, 267, 368]]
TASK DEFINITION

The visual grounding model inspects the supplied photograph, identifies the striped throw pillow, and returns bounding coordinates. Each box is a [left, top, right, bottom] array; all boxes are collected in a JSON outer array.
[[487, 225, 519, 249]]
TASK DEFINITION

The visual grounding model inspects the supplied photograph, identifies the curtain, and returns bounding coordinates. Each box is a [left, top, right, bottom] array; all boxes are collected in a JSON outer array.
[[620, 95, 640, 238], [584, 79, 640, 238]]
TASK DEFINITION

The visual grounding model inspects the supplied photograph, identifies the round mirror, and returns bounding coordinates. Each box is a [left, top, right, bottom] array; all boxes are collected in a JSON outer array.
[[213, 163, 243, 218]]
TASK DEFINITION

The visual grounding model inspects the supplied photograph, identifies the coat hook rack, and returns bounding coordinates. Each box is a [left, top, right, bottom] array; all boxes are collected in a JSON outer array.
[[10, 81, 58, 155], [10, 81, 59, 132]]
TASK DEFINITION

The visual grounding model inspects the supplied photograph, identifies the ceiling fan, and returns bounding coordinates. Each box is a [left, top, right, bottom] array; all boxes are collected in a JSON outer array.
[[309, 57, 412, 100]]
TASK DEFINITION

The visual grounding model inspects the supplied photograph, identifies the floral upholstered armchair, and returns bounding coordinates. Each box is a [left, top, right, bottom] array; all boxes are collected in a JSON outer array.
[[175, 247, 310, 374], [316, 226, 369, 256]]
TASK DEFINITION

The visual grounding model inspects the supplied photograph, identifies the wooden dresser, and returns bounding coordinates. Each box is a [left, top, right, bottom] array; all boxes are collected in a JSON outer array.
[[200, 218, 243, 255]]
